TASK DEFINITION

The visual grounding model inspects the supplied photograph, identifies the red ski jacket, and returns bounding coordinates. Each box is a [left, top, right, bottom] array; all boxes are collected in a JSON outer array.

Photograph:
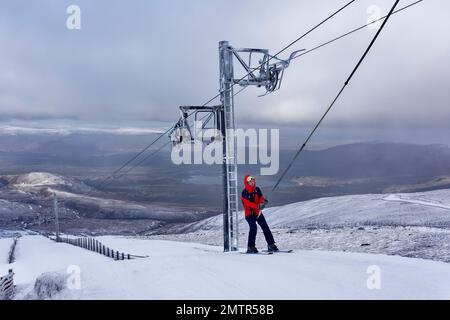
[[241, 175, 265, 218]]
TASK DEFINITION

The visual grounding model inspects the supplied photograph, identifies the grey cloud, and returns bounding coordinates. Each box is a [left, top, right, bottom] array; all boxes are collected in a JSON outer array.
[[0, 0, 449, 131]]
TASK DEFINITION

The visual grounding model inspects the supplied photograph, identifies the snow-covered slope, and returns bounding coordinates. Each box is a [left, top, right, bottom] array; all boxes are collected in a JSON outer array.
[[185, 189, 450, 231], [146, 189, 450, 263], [1, 235, 450, 299], [0, 238, 12, 264]]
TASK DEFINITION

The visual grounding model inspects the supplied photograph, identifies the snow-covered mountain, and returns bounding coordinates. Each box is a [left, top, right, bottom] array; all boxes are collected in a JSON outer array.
[[2, 172, 450, 263], [11, 172, 77, 187], [6, 172, 92, 194], [0, 172, 211, 228], [150, 188, 450, 263], [171, 189, 450, 232], [1, 188, 450, 299]]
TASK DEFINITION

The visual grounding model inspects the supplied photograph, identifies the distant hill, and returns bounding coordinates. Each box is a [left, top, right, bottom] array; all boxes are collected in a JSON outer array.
[[180, 188, 450, 233], [2, 136, 450, 213]]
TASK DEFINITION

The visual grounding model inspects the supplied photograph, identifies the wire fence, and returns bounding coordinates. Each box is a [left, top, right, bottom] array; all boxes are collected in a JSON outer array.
[[51, 235, 146, 260], [0, 269, 14, 300], [26, 229, 147, 261]]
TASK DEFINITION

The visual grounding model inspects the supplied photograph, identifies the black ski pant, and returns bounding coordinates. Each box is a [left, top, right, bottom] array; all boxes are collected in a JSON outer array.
[[245, 213, 275, 248]]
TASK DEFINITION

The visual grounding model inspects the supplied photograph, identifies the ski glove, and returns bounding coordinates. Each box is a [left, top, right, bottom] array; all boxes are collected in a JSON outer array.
[[258, 199, 269, 210]]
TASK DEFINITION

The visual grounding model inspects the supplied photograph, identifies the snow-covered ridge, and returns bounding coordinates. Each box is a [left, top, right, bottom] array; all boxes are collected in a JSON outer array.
[[184, 188, 450, 232], [0, 238, 13, 263], [0, 172, 208, 223], [12, 172, 72, 187], [5, 172, 91, 195]]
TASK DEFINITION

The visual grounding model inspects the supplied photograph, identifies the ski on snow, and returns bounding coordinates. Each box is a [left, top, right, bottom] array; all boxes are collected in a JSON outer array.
[[262, 249, 294, 253], [241, 249, 293, 255], [240, 251, 273, 255]]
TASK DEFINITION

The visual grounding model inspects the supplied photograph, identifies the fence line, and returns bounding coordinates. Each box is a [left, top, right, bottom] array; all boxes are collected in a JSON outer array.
[[25, 229, 147, 260], [0, 269, 14, 300], [52, 235, 142, 260]]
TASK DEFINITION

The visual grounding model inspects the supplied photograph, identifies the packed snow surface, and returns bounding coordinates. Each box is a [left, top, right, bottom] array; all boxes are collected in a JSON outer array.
[[1, 235, 450, 299]]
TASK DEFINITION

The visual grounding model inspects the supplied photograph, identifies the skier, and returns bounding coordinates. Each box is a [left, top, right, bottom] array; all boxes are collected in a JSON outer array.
[[241, 174, 278, 253]]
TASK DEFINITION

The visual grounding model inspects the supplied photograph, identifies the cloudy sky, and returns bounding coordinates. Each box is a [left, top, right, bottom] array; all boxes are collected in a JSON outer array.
[[0, 0, 449, 146]]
